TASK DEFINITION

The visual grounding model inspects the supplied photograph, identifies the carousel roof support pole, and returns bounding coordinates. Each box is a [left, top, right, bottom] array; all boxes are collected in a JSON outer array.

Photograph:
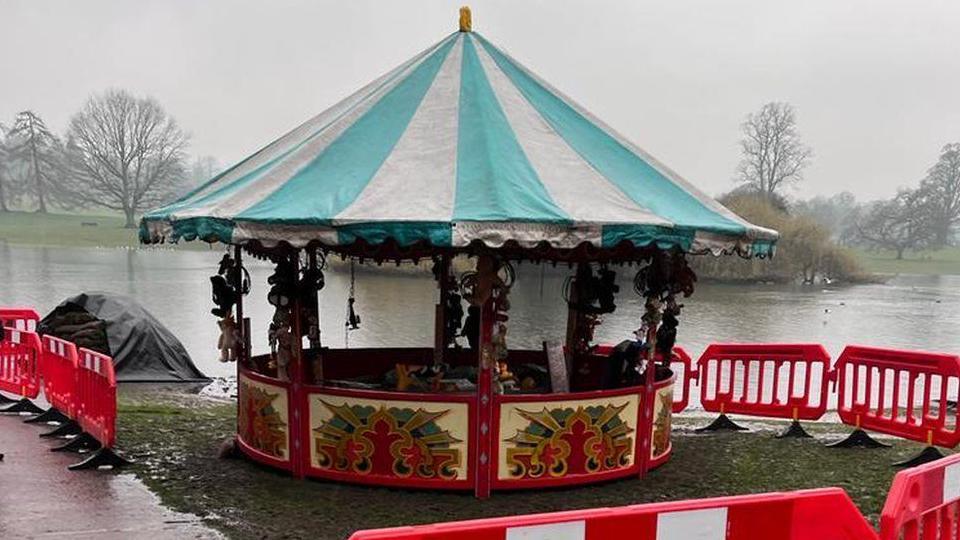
[[234, 245, 247, 365], [233, 245, 245, 454], [307, 248, 323, 384], [289, 252, 306, 479], [564, 263, 587, 378], [638, 295, 662, 478], [474, 254, 497, 499], [433, 254, 451, 366]]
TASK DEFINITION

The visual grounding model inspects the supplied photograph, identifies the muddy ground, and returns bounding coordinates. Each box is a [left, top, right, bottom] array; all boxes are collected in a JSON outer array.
[[115, 387, 941, 540]]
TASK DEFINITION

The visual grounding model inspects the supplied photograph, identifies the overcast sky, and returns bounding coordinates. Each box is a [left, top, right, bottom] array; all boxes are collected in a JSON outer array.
[[2, 0, 958, 200]]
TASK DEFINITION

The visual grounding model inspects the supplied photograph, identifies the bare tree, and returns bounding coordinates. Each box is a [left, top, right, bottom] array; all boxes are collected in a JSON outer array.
[[0, 123, 10, 212], [187, 155, 222, 190], [65, 89, 188, 228], [856, 189, 933, 259], [916, 143, 960, 246], [7, 111, 60, 213], [736, 102, 813, 197]]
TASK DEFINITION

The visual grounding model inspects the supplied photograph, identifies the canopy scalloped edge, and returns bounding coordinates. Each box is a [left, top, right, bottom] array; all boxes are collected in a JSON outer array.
[[139, 217, 777, 260]]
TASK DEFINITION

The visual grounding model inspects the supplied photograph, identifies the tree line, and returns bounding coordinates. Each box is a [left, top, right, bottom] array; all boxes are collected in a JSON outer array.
[[0, 89, 219, 227], [697, 101, 958, 283]]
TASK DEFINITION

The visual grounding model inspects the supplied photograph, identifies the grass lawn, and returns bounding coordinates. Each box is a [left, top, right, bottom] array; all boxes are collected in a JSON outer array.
[[117, 389, 935, 540], [0, 211, 141, 248], [852, 247, 960, 276]]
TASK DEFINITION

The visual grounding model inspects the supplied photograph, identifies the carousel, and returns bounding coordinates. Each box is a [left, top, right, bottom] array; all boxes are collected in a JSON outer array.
[[140, 8, 777, 497]]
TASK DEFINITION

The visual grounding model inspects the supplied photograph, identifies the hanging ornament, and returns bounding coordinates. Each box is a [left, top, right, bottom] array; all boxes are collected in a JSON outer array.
[[563, 264, 619, 315], [267, 256, 298, 379], [210, 251, 250, 363], [345, 259, 361, 348]]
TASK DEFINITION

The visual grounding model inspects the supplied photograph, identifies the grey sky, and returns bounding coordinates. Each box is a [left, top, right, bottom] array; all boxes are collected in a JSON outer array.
[[2, 0, 958, 200]]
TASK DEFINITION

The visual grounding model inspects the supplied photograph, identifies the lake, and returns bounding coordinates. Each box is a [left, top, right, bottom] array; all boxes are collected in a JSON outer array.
[[1, 243, 958, 403]]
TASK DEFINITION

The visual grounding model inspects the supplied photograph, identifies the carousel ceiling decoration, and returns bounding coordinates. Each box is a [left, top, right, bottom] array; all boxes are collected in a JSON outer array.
[[141, 25, 777, 258]]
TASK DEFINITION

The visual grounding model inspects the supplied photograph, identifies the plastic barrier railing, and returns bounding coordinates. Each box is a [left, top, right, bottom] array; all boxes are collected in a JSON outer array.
[[0, 307, 40, 332], [349, 488, 877, 539], [834, 345, 960, 448], [668, 346, 697, 413], [76, 347, 118, 448], [41, 334, 80, 418], [698, 343, 832, 421], [0, 328, 43, 399], [880, 452, 960, 540]]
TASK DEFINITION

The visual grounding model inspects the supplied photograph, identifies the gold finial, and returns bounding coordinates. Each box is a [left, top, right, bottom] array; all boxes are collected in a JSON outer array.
[[459, 6, 472, 32]]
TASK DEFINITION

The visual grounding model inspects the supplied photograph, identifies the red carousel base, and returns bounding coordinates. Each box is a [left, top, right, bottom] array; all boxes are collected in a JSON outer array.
[[235, 349, 676, 493]]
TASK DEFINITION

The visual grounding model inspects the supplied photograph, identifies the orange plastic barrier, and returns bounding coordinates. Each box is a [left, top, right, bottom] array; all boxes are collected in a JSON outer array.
[[349, 488, 877, 539], [834, 346, 960, 448], [0, 328, 43, 399], [41, 335, 80, 418], [880, 452, 960, 540], [76, 348, 118, 448], [0, 307, 40, 332], [698, 343, 831, 420]]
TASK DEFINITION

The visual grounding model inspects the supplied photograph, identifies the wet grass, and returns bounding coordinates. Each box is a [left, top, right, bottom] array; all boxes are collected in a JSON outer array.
[[853, 247, 960, 276], [0, 211, 209, 249], [115, 391, 946, 540]]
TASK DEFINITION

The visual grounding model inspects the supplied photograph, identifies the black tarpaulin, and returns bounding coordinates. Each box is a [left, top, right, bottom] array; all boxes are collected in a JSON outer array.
[[39, 292, 208, 383]]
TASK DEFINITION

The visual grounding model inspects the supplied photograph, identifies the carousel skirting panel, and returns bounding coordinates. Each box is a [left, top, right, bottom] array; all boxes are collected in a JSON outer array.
[[237, 370, 292, 470], [235, 365, 674, 491], [304, 387, 474, 489]]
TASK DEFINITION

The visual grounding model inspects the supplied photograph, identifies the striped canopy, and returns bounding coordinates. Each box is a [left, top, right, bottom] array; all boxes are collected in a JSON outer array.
[[141, 30, 777, 258]]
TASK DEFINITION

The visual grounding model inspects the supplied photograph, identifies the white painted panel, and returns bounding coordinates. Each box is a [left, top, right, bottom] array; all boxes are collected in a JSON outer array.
[[506, 520, 586, 540], [657, 507, 727, 540], [943, 462, 960, 503]]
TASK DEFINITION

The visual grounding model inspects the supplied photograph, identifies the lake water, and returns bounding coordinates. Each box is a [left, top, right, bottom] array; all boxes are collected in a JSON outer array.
[[1, 243, 958, 404]]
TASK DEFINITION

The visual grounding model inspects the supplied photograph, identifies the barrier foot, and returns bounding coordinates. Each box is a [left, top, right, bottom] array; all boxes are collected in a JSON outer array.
[[696, 414, 748, 432], [0, 398, 45, 415], [776, 420, 814, 439], [826, 429, 891, 449], [24, 407, 70, 425], [893, 446, 945, 468], [68, 446, 132, 471], [0, 393, 17, 405], [39, 420, 82, 439], [50, 432, 99, 453]]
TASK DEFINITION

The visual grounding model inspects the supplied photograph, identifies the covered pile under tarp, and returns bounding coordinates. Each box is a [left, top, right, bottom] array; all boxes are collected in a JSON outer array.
[[39, 293, 208, 383]]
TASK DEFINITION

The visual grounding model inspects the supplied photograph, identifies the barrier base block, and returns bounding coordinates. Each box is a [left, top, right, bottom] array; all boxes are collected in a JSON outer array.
[[68, 446, 132, 471], [776, 420, 814, 439], [893, 446, 945, 468], [0, 398, 45, 415], [0, 393, 17, 405], [50, 432, 99, 453], [24, 407, 71, 425], [826, 428, 891, 449], [696, 414, 748, 432], [39, 420, 82, 439]]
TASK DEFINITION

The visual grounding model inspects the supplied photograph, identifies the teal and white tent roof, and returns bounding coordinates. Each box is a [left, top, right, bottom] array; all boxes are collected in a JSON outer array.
[[141, 28, 777, 257]]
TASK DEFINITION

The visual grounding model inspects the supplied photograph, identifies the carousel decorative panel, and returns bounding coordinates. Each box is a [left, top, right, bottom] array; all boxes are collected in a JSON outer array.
[[308, 393, 470, 481], [497, 394, 640, 481], [238, 373, 290, 461], [651, 383, 675, 460]]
